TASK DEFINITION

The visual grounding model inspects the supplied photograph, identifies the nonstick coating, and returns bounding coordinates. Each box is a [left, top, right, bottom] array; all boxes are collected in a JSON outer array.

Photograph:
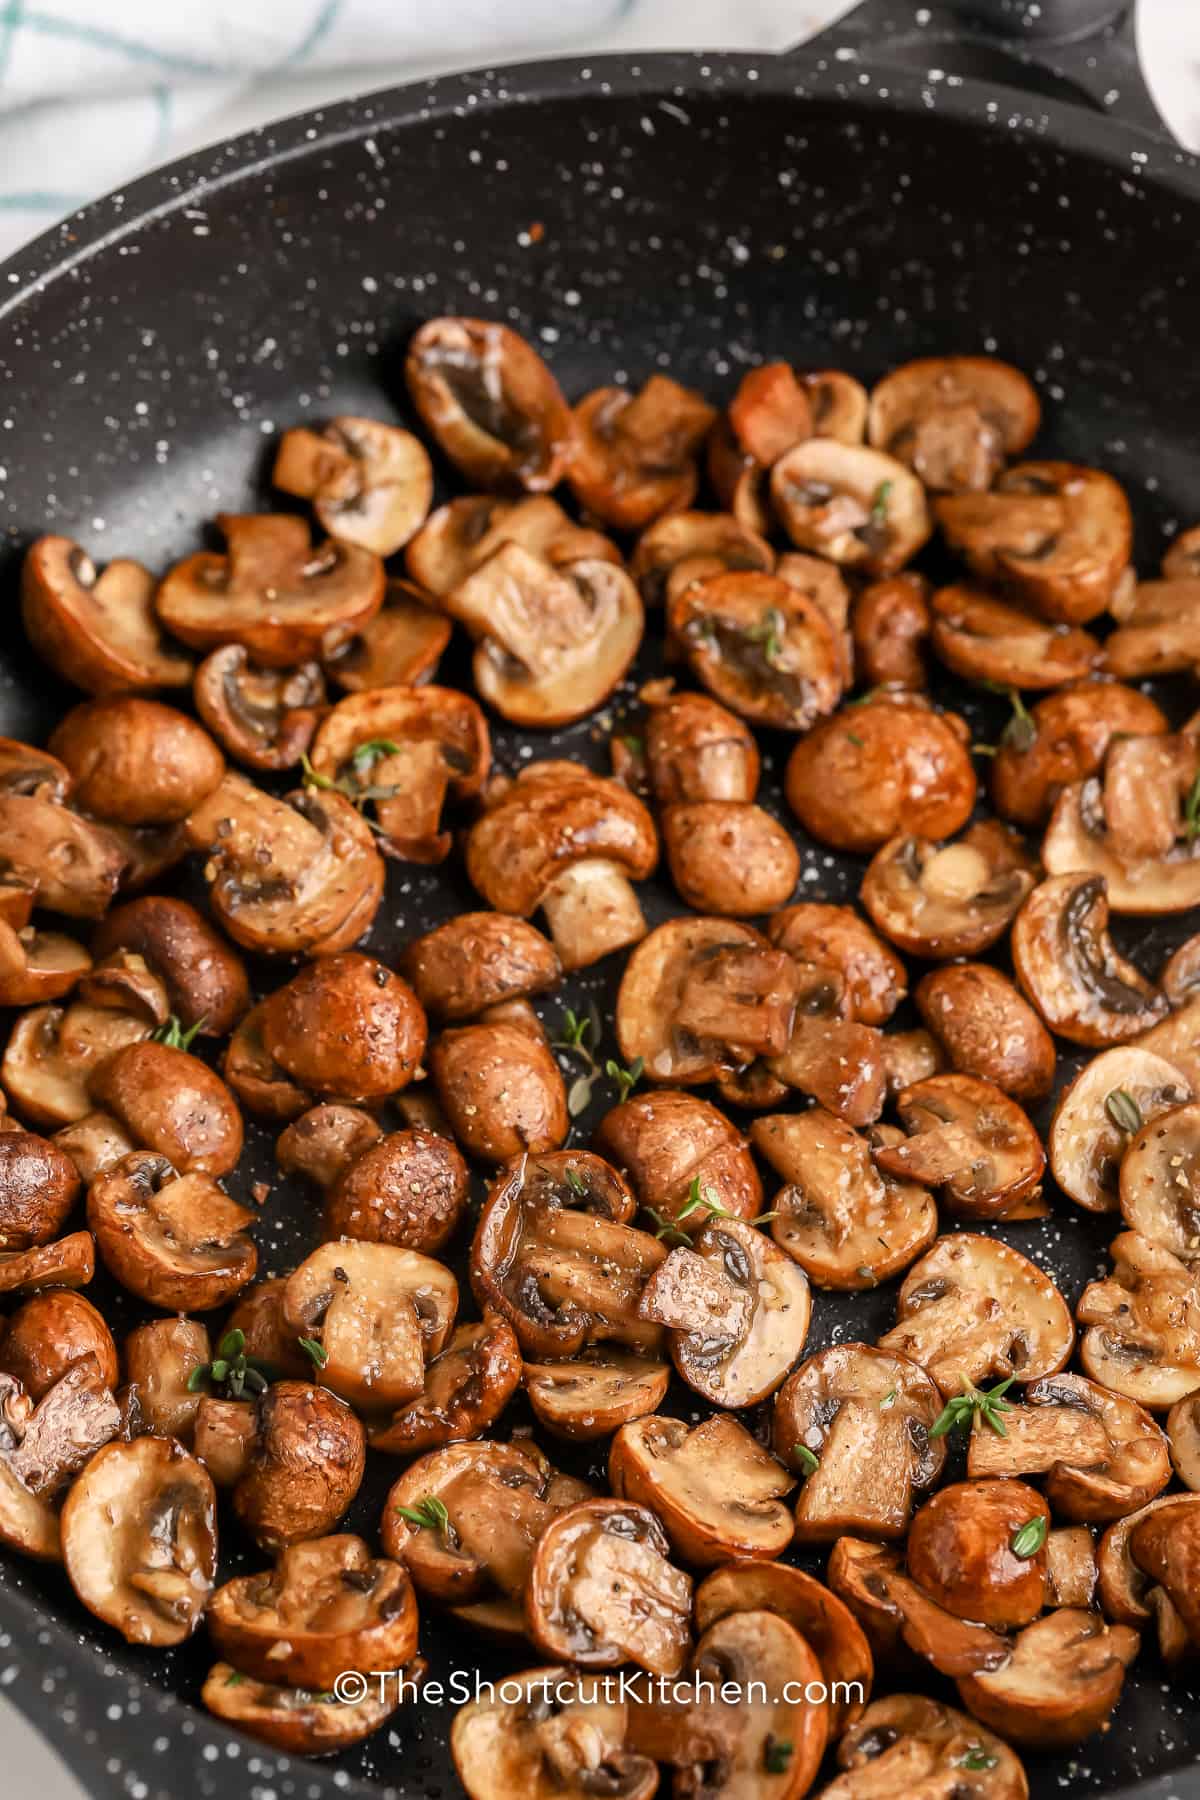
[[0, 44, 1199, 1800]]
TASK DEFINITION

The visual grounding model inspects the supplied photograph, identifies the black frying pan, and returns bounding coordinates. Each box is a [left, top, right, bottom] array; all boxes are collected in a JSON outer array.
[[1, 3, 1198, 1795]]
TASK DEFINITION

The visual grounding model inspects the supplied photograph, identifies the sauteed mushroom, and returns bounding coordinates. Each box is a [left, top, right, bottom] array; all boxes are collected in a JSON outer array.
[[1164, 524, 1200, 580], [936, 461, 1133, 624], [1103, 577, 1200, 678], [432, 1021, 568, 1161], [0, 1360, 118, 1558], [862, 821, 1035, 959], [907, 1479, 1050, 1628], [1167, 1392, 1200, 1489], [258, 953, 426, 1105], [122, 1316, 209, 1442], [401, 912, 560, 1022], [284, 1239, 457, 1410], [1045, 1527, 1099, 1610], [785, 700, 975, 854], [609, 1413, 794, 1566], [194, 646, 326, 771], [594, 1087, 762, 1237], [1, 999, 149, 1130], [224, 1278, 314, 1382], [406, 317, 572, 493], [915, 965, 1055, 1101], [631, 509, 774, 608], [325, 1129, 468, 1254], [0, 1290, 117, 1398], [568, 375, 716, 530], [91, 895, 248, 1037], [868, 356, 1040, 493], [851, 572, 932, 690], [763, 964, 888, 1128], [1013, 876, 1167, 1047], [273, 415, 434, 555], [60, 1436, 216, 1645], [90, 1039, 244, 1175], [773, 1342, 944, 1540], [771, 440, 932, 574], [1117, 1098, 1200, 1262], [956, 1609, 1138, 1750], [661, 801, 799, 915], [0, 785, 124, 919], [526, 1498, 692, 1675], [990, 680, 1168, 828], [452, 1666, 657, 1800], [49, 697, 224, 825], [873, 1073, 1046, 1221], [233, 1380, 366, 1550], [766, 904, 906, 1026], [0, 1232, 95, 1299], [827, 1537, 1009, 1678], [369, 1316, 522, 1455], [0, 1129, 80, 1249], [827, 1695, 1024, 1800], [615, 917, 789, 1088], [523, 1349, 671, 1443], [1077, 1231, 1200, 1406], [641, 690, 759, 804], [727, 360, 813, 463], [157, 513, 383, 666], [668, 570, 844, 731], [201, 1660, 408, 1754], [1042, 738, 1200, 915], [1127, 1491, 1200, 1642], [21, 536, 192, 695], [407, 494, 618, 600], [88, 1153, 257, 1311], [928, 584, 1100, 688], [325, 577, 452, 692]]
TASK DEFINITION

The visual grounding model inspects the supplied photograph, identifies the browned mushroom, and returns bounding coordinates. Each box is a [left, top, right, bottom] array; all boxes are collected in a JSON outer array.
[[325, 1129, 469, 1254], [523, 1349, 671, 1443], [223, 1278, 313, 1381], [928, 584, 1100, 688], [1, 1000, 149, 1130], [772, 1343, 945, 1541], [20, 536, 192, 695], [1116, 1098, 1200, 1263], [233, 1380, 366, 1550], [609, 1413, 794, 1566], [193, 645, 326, 771], [800, 369, 869, 443], [431, 1020, 568, 1162], [967, 1370, 1171, 1520], [661, 801, 799, 915], [1127, 1491, 1200, 1642], [936, 461, 1133, 624], [827, 1694, 1024, 1799], [1097, 1492, 1194, 1636], [1042, 737, 1200, 915], [122, 1315, 210, 1442], [400, 913, 560, 1022], [1013, 876, 1167, 1052], [48, 696, 224, 826], [752, 1110, 937, 1289], [0, 1232, 95, 1298], [1045, 1527, 1098, 1611], [324, 576, 452, 692], [406, 318, 572, 493], [0, 924, 91, 1009], [201, 1659, 408, 1754], [630, 509, 775, 611], [284, 1238, 457, 1411], [956, 1609, 1138, 1749], [868, 356, 1040, 492], [668, 570, 844, 731], [727, 361, 813, 464], [184, 772, 384, 956], [594, 1088, 762, 1237], [157, 513, 383, 666], [641, 690, 760, 803], [526, 1497, 691, 1675], [1102, 577, 1200, 679], [91, 895, 249, 1037], [369, 1316, 522, 1456], [827, 1537, 1009, 1678], [1164, 525, 1200, 580], [907, 1479, 1049, 1628], [874, 1073, 1046, 1221], [89, 1039, 243, 1176], [0, 1129, 81, 1249], [771, 440, 932, 575], [915, 964, 1055, 1102], [639, 1216, 811, 1407], [254, 953, 427, 1109], [862, 821, 1035, 959], [785, 700, 975, 854], [567, 375, 715, 531], [1167, 1391, 1200, 1489], [1, 1359, 119, 1559], [89, 1153, 256, 1311], [0, 1289, 117, 1398], [193, 1396, 257, 1489], [880, 1233, 1074, 1394], [210, 1534, 419, 1686], [851, 572, 932, 691], [465, 763, 658, 970], [881, 1029, 947, 1100], [1077, 1231, 1200, 1407], [451, 1665, 657, 1800], [765, 905, 905, 1027], [273, 415, 433, 554], [60, 1435, 216, 1644], [222, 1001, 309, 1122], [0, 782, 125, 919], [407, 494, 618, 600], [760, 964, 887, 1129], [990, 680, 1168, 829]]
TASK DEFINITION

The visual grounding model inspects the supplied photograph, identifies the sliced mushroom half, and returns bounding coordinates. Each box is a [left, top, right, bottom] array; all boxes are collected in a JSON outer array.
[[526, 1498, 692, 1676], [0, 789, 125, 919], [1013, 875, 1168, 1046], [233, 1380, 366, 1551], [567, 376, 716, 531], [991, 679, 1168, 830], [615, 917, 782, 1088], [369, 1316, 522, 1455], [284, 1239, 457, 1411], [1117, 1097, 1200, 1263], [771, 440, 932, 575], [766, 904, 906, 1027], [324, 577, 452, 692], [863, 820, 1035, 962], [401, 912, 560, 1022], [827, 1537, 1009, 1679], [273, 415, 434, 555], [609, 1413, 794, 1567], [1167, 1391, 1200, 1489], [0, 1232, 95, 1299], [668, 570, 844, 731], [453, 1666, 657, 1800], [955, 1608, 1138, 1750], [1077, 1230, 1200, 1407], [1103, 576, 1200, 679], [1, 1000, 149, 1130], [594, 1087, 763, 1238], [868, 356, 1040, 492], [523, 1349, 671, 1443], [193, 645, 326, 772], [828, 1695, 1025, 1800], [88, 1153, 257, 1311], [1042, 763, 1200, 917], [21, 536, 192, 695], [930, 583, 1100, 689], [201, 1660, 406, 1754], [0, 924, 90, 1009], [91, 895, 250, 1037], [406, 317, 573, 493], [873, 1074, 1046, 1221], [631, 509, 775, 610], [407, 494, 618, 600]]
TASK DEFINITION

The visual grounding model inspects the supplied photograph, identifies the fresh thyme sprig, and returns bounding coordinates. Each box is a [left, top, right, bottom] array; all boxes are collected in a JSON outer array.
[[186, 1328, 274, 1399], [151, 1013, 206, 1051], [929, 1374, 1016, 1440]]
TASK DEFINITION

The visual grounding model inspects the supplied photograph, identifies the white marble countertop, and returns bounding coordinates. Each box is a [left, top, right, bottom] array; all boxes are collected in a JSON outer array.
[[2, 1, 1199, 1795]]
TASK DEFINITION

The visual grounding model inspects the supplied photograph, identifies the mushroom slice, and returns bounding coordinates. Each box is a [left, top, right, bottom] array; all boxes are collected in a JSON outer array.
[[406, 317, 572, 492], [936, 462, 1133, 624], [829, 1695, 1025, 1800], [527, 1498, 692, 1675], [88, 1153, 257, 1311], [21, 536, 192, 695], [615, 917, 775, 1087], [594, 1088, 762, 1239], [308, 683, 489, 862], [868, 356, 1040, 493], [0, 790, 124, 919], [694, 1561, 873, 1735], [772, 1344, 944, 1540], [446, 545, 643, 727], [0, 924, 90, 1008], [915, 964, 1055, 1103], [284, 1239, 457, 1412], [1045, 1527, 1098, 1611], [1, 1000, 149, 1129], [470, 1152, 663, 1359], [785, 701, 977, 855], [234, 1380, 366, 1551], [609, 1414, 794, 1567], [407, 494, 619, 599], [673, 939, 802, 1058], [201, 1660, 406, 1754], [767, 992, 885, 1133], [631, 509, 775, 608], [638, 1217, 811, 1407], [862, 821, 1035, 960], [766, 904, 906, 1027], [325, 576, 451, 692], [123, 1316, 208, 1443], [223, 1000, 309, 1122], [752, 1110, 937, 1289], [771, 440, 931, 575], [524, 1349, 671, 1442], [880, 1234, 1074, 1395], [432, 1020, 568, 1163], [91, 895, 249, 1037], [0, 1232, 95, 1297], [0, 856, 37, 930], [401, 913, 560, 1023], [1167, 1391, 1200, 1489], [852, 572, 931, 691], [567, 376, 716, 531], [193, 1396, 257, 1489], [967, 1371, 1171, 1520], [828, 1538, 1009, 1678], [273, 415, 433, 555], [209, 1534, 418, 1687], [907, 1479, 1051, 1629], [1102, 577, 1200, 678], [1097, 1492, 1194, 1628], [928, 584, 1099, 687], [193, 645, 325, 772], [726, 360, 814, 463], [1128, 1491, 1200, 1641], [61, 1436, 216, 1645], [1118, 1098, 1200, 1263], [1043, 772, 1200, 916], [452, 1665, 657, 1800], [956, 1609, 1138, 1750], [873, 1074, 1045, 1222], [668, 570, 844, 731], [0, 1378, 64, 1559], [466, 763, 658, 971], [882, 1029, 947, 1100], [1077, 1230, 1200, 1406], [641, 690, 759, 805], [707, 415, 772, 536], [382, 1438, 591, 1606], [796, 369, 868, 443], [369, 1317, 522, 1455], [1012, 876, 1168, 1046], [991, 679, 1168, 829], [185, 773, 384, 956], [0, 1359, 119, 1499], [157, 513, 383, 667]]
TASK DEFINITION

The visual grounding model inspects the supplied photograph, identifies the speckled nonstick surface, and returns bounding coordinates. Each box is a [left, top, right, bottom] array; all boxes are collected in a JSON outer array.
[[1, 5, 1199, 1797]]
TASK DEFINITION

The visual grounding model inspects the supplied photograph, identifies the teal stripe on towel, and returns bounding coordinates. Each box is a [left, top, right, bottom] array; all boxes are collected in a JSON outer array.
[[0, 188, 88, 208], [12, 11, 227, 76], [0, 0, 25, 85], [282, 0, 343, 69]]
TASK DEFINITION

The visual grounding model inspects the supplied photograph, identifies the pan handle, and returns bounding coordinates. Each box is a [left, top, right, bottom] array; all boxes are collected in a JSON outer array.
[[796, 0, 1173, 142]]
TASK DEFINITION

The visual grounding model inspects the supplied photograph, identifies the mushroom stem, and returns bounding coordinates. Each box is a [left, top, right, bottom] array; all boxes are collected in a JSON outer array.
[[540, 858, 647, 971]]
